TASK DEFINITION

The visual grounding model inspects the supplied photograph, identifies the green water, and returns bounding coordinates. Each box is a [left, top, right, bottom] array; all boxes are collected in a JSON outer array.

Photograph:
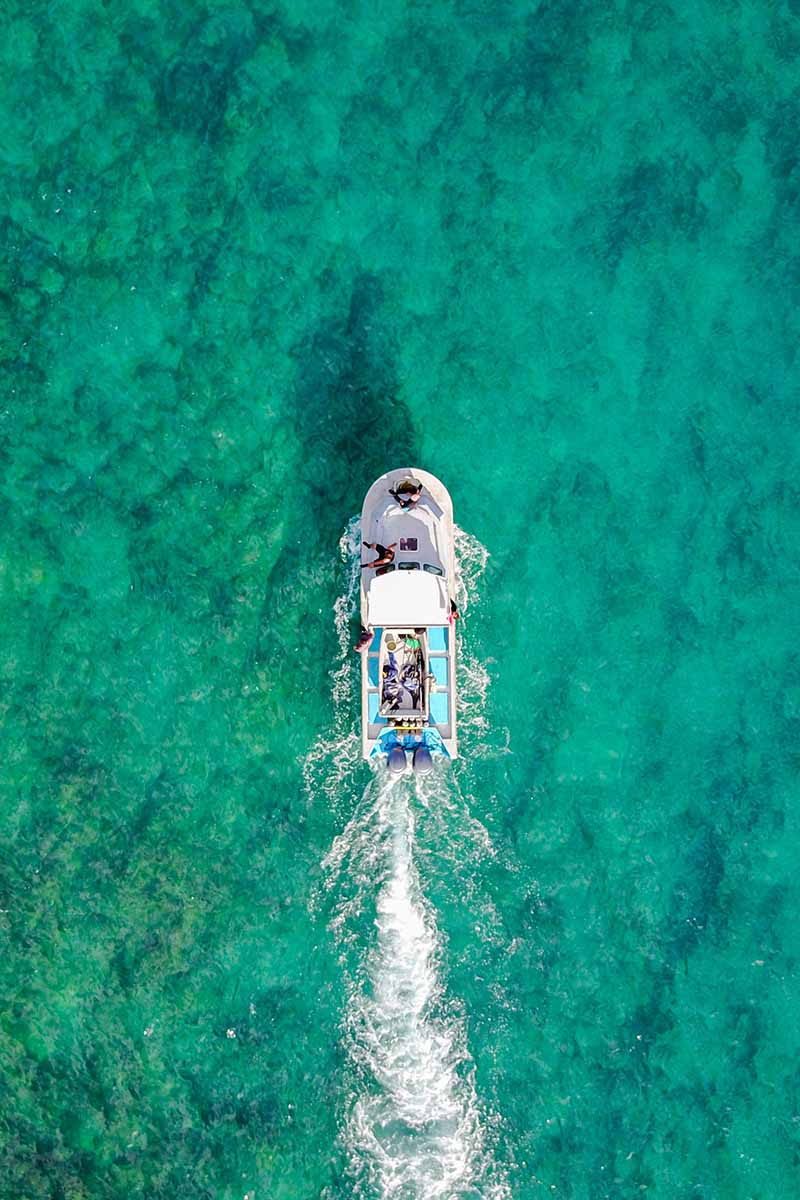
[[2, 0, 799, 1196]]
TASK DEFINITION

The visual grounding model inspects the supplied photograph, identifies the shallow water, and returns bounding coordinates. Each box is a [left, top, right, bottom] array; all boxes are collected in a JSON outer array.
[[2, 2, 799, 1198]]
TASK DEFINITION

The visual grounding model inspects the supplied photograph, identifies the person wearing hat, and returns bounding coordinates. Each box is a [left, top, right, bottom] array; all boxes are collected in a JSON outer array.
[[389, 479, 423, 509]]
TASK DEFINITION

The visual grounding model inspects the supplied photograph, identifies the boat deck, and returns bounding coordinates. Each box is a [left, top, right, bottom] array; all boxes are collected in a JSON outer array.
[[363, 625, 455, 751]]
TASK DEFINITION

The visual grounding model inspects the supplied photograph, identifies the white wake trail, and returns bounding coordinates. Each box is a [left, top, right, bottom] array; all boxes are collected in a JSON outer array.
[[332, 515, 364, 712], [303, 516, 362, 808], [453, 524, 489, 616], [343, 781, 504, 1200]]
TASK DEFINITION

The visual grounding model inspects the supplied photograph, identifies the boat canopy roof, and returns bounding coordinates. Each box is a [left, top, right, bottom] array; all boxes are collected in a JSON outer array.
[[367, 570, 449, 626]]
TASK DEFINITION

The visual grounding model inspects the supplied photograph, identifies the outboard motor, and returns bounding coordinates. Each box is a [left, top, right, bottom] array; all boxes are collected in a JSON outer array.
[[412, 745, 434, 776], [387, 746, 408, 776]]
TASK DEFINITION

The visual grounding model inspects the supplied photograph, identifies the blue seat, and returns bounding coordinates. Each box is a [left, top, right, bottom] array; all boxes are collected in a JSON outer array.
[[428, 626, 448, 652], [370, 627, 382, 652], [368, 657, 380, 686], [430, 657, 448, 685], [429, 692, 449, 724], [368, 693, 387, 723]]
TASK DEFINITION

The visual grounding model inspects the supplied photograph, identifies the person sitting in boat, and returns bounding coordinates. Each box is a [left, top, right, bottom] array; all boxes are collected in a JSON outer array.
[[362, 541, 397, 569], [389, 479, 423, 509], [353, 624, 372, 653]]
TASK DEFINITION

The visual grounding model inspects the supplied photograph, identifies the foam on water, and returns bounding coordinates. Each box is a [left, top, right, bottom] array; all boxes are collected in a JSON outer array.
[[413, 769, 500, 869], [343, 779, 507, 1200], [453, 527, 510, 760], [303, 517, 363, 808], [332, 515, 363, 712], [453, 525, 489, 616], [320, 772, 397, 938]]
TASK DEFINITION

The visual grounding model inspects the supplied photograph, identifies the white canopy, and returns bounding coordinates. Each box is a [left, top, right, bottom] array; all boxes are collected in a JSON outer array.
[[367, 570, 449, 626]]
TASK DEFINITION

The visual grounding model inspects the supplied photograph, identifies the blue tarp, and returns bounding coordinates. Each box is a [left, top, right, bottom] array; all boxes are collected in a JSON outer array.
[[371, 726, 450, 758]]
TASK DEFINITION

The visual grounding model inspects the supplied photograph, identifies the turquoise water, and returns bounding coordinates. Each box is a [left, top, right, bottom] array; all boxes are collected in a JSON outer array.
[[2, 1, 799, 1197]]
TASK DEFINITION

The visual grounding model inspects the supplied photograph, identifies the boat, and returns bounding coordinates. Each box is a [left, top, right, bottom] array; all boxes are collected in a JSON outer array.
[[359, 468, 457, 775]]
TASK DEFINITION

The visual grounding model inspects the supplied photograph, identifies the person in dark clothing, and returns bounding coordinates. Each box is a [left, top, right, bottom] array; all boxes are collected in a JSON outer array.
[[354, 625, 372, 653], [362, 541, 397, 569], [389, 479, 423, 509]]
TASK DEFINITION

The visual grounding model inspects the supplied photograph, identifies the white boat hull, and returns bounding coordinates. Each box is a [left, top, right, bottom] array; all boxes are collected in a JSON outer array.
[[359, 468, 458, 762]]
